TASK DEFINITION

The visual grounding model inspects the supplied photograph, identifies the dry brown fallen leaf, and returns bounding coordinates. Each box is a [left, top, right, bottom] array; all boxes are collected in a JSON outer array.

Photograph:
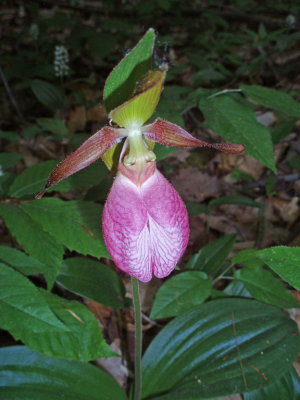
[[67, 105, 87, 134], [171, 166, 224, 202], [224, 153, 265, 180], [87, 104, 107, 123], [86, 299, 112, 320], [271, 196, 299, 226]]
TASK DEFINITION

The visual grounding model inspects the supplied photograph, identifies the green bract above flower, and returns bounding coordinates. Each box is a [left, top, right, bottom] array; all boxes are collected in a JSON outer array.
[[109, 69, 166, 129], [103, 28, 156, 112]]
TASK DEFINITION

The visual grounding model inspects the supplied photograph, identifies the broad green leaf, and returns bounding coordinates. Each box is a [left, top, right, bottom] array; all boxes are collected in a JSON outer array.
[[0, 130, 19, 141], [244, 367, 300, 400], [42, 158, 108, 195], [30, 79, 65, 110], [142, 298, 300, 399], [191, 68, 225, 85], [21, 125, 41, 138], [208, 195, 262, 211], [235, 267, 298, 308], [87, 32, 116, 60], [151, 86, 193, 127], [0, 203, 63, 287], [0, 346, 127, 400], [289, 155, 300, 172], [8, 160, 58, 198], [152, 94, 185, 126], [186, 202, 208, 216], [265, 174, 276, 196], [104, 28, 155, 112], [69, 132, 90, 147], [101, 18, 132, 32], [185, 234, 236, 276], [231, 169, 253, 182], [241, 85, 300, 118], [199, 95, 276, 172], [0, 172, 15, 197], [258, 22, 267, 38], [0, 153, 23, 169], [210, 288, 228, 298], [8, 160, 108, 199], [57, 257, 129, 308], [0, 263, 68, 337], [270, 119, 297, 144], [223, 280, 252, 298], [36, 118, 68, 139], [232, 249, 264, 268], [233, 246, 300, 290], [154, 143, 178, 161], [0, 246, 50, 277], [256, 247, 300, 291], [150, 271, 212, 319], [21, 198, 109, 258], [84, 176, 113, 201], [23, 290, 115, 360], [109, 69, 166, 128], [291, 367, 300, 398]]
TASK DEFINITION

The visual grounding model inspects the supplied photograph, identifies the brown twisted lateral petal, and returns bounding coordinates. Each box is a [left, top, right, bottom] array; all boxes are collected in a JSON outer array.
[[142, 118, 246, 154], [36, 126, 123, 199]]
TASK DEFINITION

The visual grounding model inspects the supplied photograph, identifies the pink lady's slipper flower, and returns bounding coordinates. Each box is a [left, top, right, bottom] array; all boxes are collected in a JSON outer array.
[[37, 35, 245, 282]]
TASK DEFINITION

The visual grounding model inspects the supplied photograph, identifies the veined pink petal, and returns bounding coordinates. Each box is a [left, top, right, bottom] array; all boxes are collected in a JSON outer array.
[[142, 170, 189, 279], [102, 168, 189, 282]]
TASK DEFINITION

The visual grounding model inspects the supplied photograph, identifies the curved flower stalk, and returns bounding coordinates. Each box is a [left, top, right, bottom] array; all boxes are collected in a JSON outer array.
[[37, 58, 245, 282]]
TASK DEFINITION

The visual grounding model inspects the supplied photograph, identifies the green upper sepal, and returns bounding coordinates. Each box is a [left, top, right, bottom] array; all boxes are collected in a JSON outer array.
[[109, 68, 167, 129]]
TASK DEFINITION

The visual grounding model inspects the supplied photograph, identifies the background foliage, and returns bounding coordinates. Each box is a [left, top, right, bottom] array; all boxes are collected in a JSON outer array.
[[1, 1, 300, 399]]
